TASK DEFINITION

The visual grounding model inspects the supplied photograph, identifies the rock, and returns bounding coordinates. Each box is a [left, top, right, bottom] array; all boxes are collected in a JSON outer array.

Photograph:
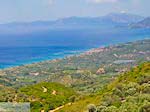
[[29, 72, 39, 76], [96, 68, 105, 74], [52, 90, 57, 95], [42, 87, 48, 93], [41, 110, 45, 112]]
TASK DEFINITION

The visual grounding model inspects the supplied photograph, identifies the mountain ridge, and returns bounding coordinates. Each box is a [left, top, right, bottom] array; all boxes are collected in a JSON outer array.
[[130, 17, 150, 28], [0, 13, 144, 27], [0, 13, 146, 37]]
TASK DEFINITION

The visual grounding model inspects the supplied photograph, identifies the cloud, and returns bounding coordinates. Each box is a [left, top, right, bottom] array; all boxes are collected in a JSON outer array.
[[87, 0, 119, 3], [43, 0, 54, 5], [47, 0, 54, 5]]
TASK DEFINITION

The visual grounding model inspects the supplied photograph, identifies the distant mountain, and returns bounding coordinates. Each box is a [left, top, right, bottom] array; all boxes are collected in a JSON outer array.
[[0, 13, 144, 34], [130, 17, 150, 28], [1, 13, 144, 26], [54, 13, 144, 25], [54, 17, 99, 25], [102, 13, 144, 24]]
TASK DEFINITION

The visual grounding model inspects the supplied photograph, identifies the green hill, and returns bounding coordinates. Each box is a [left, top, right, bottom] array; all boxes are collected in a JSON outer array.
[[0, 82, 76, 112], [20, 82, 76, 111], [58, 62, 150, 112]]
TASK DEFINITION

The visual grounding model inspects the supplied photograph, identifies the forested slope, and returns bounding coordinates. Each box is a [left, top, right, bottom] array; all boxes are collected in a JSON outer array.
[[58, 62, 150, 112]]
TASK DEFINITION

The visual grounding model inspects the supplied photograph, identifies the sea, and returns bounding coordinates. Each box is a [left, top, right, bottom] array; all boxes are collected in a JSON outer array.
[[0, 28, 150, 69]]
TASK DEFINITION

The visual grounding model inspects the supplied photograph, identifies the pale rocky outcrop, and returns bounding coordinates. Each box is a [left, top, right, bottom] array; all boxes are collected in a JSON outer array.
[[42, 87, 48, 93], [52, 90, 57, 95], [96, 68, 105, 74]]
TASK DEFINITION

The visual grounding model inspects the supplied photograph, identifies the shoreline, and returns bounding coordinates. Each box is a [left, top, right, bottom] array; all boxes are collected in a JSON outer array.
[[0, 38, 150, 71], [0, 49, 88, 70]]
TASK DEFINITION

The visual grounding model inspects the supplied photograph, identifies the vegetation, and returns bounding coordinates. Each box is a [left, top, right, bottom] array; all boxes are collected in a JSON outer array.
[[58, 62, 150, 112], [0, 39, 149, 93], [0, 39, 150, 111], [0, 82, 76, 111]]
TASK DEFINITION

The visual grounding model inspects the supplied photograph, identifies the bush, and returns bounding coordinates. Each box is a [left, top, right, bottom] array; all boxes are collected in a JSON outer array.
[[125, 88, 137, 96], [97, 106, 107, 112], [140, 83, 150, 94], [119, 102, 138, 112], [139, 103, 150, 112], [87, 104, 97, 112], [101, 106, 118, 112], [113, 88, 124, 97], [69, 95, 76, 102]]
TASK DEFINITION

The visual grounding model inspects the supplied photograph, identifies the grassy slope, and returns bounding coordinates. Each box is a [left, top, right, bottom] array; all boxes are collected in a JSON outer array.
[[58, 62, 150, 112], [20, 82, 76, 111], [0, 82, 76, 112]]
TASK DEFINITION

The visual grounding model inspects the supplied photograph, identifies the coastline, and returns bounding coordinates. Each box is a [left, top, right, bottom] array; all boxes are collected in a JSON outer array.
[[0, 49, 88, 70], [0, 38, 150, 70]]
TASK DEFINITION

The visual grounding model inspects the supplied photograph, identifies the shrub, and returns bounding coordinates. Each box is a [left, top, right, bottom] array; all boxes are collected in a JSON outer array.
[[140, 83, 150, 94], [139, 103, 150, 112], [97, 106, 107, 112], [101, 106, 118, 112], [87, 104, 97, 112], [113, 88, 124, 97], [125, 88, 137, 96]]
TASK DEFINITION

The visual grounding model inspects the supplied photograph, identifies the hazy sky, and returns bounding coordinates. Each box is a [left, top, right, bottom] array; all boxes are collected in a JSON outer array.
[[0, 0, 149, 23]]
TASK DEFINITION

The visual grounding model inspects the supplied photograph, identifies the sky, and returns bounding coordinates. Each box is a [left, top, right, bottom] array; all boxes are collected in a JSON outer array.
[[0, 0, 149, 23]]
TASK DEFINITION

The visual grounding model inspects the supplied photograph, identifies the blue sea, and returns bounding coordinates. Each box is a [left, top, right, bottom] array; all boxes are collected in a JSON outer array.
[[0, 46, 90, 69], [0, 28, 150, 69]]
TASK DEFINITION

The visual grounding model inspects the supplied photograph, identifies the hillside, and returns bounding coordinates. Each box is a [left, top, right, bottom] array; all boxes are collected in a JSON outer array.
[[0, 39, 149, 93], [130, 17, 150, 28], [0, 40, 150, 112], [0, 82, 76, 112], [58, 62, 150, 112], [0, 60, 149, 112]]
